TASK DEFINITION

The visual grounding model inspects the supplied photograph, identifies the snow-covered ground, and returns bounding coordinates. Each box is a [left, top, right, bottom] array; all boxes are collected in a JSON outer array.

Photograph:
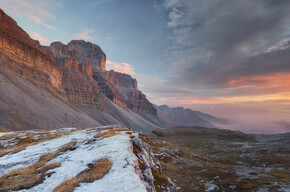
[[0, 126, 152, 192]]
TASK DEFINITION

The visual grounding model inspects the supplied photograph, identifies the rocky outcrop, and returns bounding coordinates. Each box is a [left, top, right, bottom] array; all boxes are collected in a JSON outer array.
[[0, 9, 61, 90], [108, 70, 138, 89], [50, 40, 157, 115], [107, 70, 157, 115], [0, 9, 163, 132], [92, 71, 128, 109], [131, 133, 157, 192], [50, 41, 105, 107]]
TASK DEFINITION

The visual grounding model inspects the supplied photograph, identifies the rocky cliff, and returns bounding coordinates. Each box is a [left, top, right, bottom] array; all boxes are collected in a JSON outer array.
[[0, 8, 163, 133], [50, 40, 157, 115], [107, 70, 157, 115], [0, 9, 61, 90], [49, 41, 105, 107]]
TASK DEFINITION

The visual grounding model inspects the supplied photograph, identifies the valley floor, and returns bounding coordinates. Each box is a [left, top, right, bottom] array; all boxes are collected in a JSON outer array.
[[146, 126, 290, 192]]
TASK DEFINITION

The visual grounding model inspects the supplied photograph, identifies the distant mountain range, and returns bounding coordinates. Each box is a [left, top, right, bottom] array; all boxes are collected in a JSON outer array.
[[156, 105, 226, 128]]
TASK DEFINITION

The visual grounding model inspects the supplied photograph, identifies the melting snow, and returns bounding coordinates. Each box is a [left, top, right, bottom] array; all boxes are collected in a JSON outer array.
[[0, 126, 148, 192]]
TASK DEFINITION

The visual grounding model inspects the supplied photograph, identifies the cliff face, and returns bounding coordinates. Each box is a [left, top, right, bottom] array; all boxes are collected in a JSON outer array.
[[50, 40, 157, 115], [50, 41, 105, 107], [0, 9, 61, 90], [0, 8, 163, 132], [107, 70, 157, 115]]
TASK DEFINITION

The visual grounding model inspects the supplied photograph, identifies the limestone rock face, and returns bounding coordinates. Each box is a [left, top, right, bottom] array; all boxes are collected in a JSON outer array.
[[107, 70, 157, 115], [50, 40, 157, 115], [50, 41, 105, 107], [0, 9, 61, 89], [93, 71, 128, 109], [0, 8, 164, 132], [108, 70, 138, 89]]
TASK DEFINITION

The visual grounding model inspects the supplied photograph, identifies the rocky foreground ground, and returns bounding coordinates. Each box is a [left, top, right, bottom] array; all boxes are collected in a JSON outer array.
[[0, 126, 156, 192]]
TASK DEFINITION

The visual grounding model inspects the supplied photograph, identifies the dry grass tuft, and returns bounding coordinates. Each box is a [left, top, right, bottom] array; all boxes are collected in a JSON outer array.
[[97, 127, 115, 131], [57, 141, 77, 153], [0, 145, 26, 158], [39, 162, 61, 173], [0, 139, 79, 191], [53, 158, 112, 192], [0, 152, 61, 191], [0, 126, 11, 132], [0, 133, 16, 141], [93, 128, 128, 139], [0, 131, 71, 158], [37, 152, 58, 165]]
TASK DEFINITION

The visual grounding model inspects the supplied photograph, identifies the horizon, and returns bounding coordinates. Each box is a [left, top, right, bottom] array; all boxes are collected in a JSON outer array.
[[1, 0, 290, 134]]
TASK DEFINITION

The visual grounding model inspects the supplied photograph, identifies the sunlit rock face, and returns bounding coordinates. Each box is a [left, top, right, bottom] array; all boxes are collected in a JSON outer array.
[[107, 70, 157, 115], [50, 40, 105, 107], [0, 8, 61, 89], [0, 8, 164, 132], [50, 40, 157, 115]]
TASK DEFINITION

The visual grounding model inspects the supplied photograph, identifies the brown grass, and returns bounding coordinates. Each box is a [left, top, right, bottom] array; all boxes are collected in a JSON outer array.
[[57, 141, 77, 153], [0, 126, 11, 132], [53, 158, 112, 192], [93, 128, 128, 139], [0, 133, 17, 141], [0, 153, 61, 192], [38, 152, 58, 163], [267, 169, 290, 182], [0, 139, 80, 191], [0, 145, 26, 158], [0, 131, 71, 158]]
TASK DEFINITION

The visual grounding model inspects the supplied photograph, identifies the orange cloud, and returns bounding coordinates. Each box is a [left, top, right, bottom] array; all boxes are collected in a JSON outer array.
[[153, 93, 290, 106], [11, 0, 54, 19], [106, 60, 135, 75], [0, 1, 55, 30], [75, 28, 94, 41], [30, 32, 50, 45], [227, 73, 290, 87]]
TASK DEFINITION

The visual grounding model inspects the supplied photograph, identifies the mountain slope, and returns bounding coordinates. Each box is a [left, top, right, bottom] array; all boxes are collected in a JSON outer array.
[[0, 9, 163, 134]]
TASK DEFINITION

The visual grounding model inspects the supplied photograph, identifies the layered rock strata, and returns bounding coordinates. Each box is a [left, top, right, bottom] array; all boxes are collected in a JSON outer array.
[[0, 9, 61, 90]]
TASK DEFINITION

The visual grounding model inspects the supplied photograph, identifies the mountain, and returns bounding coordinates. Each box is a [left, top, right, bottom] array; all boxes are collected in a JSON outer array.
[[156, 105, 225, 128], [0, 9, 164, 134]]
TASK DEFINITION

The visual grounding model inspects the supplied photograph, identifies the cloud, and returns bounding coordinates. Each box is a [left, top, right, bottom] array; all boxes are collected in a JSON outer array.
[[75, 28, 95, 41], [0, 0, 56, 30], [30, 15, 55, 31], [106, 60, 135, 75], [30, 32, 50, 45], [11, 0, 55, 19], [147, 0, 290, 104]]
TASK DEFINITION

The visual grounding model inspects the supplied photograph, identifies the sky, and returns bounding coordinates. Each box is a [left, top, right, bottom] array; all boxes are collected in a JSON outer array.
[[1, 0, 290, 133]]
